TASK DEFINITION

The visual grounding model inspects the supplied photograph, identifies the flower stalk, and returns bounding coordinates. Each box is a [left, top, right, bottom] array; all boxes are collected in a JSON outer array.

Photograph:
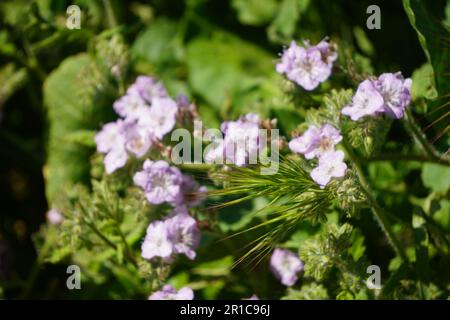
[[343, 139, 408, 263]]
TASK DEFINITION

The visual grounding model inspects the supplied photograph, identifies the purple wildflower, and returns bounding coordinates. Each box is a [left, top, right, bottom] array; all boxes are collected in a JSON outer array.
[[276, 40, 336, 91], [315, 38, 338, 67], [95, 120, 126, 154], [138, 97, 178, 139], [342, 73, 412, 121], [133, 160, 183, 205], [148, 285, 194, 300], [289, 124, 342, 159], [95, 120, 129, 174], [95, 120, 155, 173], [122, 120, 153, 158], [374, 72, 412, 119], [270, 248, 304, 287], [141, 220, 173, 260], [224, 122, 261, 166], [166, 212, 201, 260], [310, 150, 347, 188], [113, 89, 149, 120], [103, 147, 128, 174], [342, 79, 385, 121], [179, 175, 207, 207], [204, 139, 225, 165], [206, 113, 262, 166], [132, 76, 167, 104]]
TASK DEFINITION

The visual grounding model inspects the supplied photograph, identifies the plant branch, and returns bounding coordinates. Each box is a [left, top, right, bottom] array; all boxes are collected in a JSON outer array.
[[343, 140, 408, 263], [366, 153, 450, 166], [404, 108, 444, 162]]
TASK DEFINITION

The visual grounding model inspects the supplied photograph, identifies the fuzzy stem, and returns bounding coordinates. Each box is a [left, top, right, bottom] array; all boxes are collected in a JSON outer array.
[[343, 140, 408, 262], [404, 108, 444, 162]]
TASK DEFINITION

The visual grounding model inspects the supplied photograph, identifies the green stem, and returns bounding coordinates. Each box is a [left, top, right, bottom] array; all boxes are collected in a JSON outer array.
[[102, 0, 119, 28], [178, 163, 213, 171], [343, 140, 408, 263], [117, 227, 137, 267], [367, 153, 450, 166], [404, 108, 443, 162]]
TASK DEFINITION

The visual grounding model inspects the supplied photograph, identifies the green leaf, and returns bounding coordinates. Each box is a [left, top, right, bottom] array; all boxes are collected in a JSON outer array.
[[232, 0, 277, 26], [403, 0, 450, 97], [411, 63, 438, 101], [131, 18, 180, 65], [63, 130, 96, 147], [267, 0, 310, 43], [421, 163, 450, 193], [353, 26, 375, 57], [434, 199, 450, 232], [186, 31, 275, 113], [44, 54, 114, 204], [191, 256, 234, 276]]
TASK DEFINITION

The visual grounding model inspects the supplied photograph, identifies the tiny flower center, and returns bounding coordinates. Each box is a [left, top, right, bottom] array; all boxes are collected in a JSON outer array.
[[319, 138, 333, 152]]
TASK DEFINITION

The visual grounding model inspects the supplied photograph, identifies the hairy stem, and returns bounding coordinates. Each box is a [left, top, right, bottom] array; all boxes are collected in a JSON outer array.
[[343, 140, 408, 262], [404, 108, 444, 163]]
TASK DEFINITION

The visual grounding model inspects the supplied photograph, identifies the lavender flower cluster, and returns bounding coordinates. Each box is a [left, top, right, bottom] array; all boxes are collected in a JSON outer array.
[[141, 206, 201, 261], [342, 72, 412, 120], [133, 160, 206, 261], [94, 77, 207, 299], [205, 113, 262, 166], [276, 39, 337, 91], [289, 124, 347, 187], [95, 76, 178, 174]]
